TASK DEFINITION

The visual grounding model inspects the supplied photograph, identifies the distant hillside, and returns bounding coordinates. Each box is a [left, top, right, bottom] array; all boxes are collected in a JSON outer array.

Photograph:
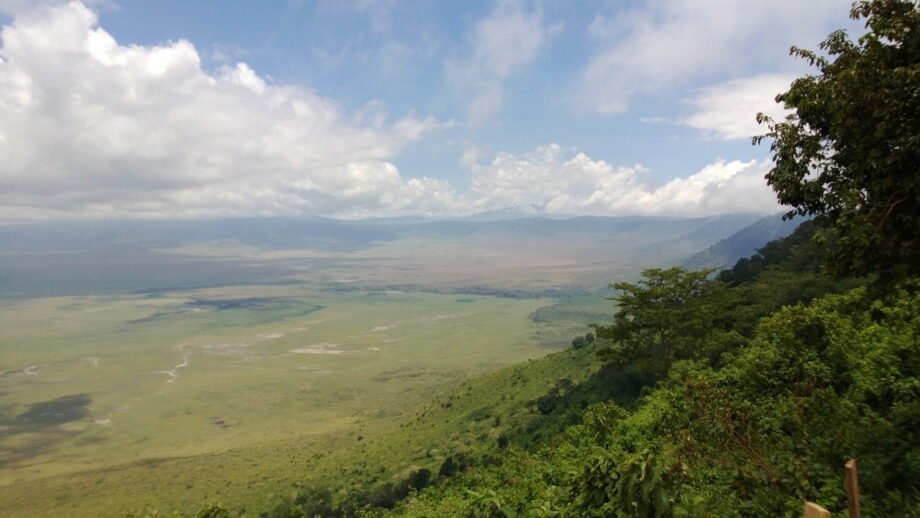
[[458, 204, 550, 221], [0, 214, 767, 254], [0, 214, 768, 297], [681, 213, 801, 271]]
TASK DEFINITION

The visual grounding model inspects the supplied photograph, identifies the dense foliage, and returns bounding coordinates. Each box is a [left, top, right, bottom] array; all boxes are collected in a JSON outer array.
[[594, 268, 738, 379], [756, 0, 920, 282], [377, 250, 918, 517]]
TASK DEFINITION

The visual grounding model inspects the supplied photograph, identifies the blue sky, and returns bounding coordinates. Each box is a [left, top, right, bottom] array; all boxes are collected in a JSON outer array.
[[0, 0, 859, 219]]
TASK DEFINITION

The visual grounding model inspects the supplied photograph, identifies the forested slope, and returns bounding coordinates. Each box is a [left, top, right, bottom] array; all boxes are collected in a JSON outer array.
[[170, 2, 919, 516], [373, 222, 917, 517], [681, 214, 801, 271]]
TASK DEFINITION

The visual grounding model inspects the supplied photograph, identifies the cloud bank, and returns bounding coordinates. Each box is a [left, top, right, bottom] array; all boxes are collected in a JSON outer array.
[[468, 144, 778, 217], [0, 2, 452, 219], [0, 1, 782, 220]]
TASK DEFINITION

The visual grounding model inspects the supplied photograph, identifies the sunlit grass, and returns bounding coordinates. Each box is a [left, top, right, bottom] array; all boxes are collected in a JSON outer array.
[[0, 283, 584, 516]]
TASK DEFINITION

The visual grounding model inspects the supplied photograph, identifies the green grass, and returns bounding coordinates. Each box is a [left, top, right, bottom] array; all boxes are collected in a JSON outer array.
[[261, 340, 603, 516], [0, 283, 594, 517]]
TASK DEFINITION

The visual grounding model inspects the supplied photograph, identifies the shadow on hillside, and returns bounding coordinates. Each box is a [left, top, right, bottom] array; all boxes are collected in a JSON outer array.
[[0, 393, 93, 467], [513, 348, 655, 448]]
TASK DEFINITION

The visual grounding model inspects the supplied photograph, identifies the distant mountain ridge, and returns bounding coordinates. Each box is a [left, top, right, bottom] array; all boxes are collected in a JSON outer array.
[[0, 213, 773, 297], [0, 213, 771, 253], [682, 213, 802, 271], [458, 204, 553, 222]]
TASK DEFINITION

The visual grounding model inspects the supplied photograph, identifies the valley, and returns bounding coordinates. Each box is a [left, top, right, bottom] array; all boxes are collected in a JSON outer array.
[[0, 214, 777, 515]]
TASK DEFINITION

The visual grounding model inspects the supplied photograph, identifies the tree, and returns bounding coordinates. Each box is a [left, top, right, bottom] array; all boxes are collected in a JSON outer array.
[[756, 0, 920, 282], [594, 267, 736, 378], [438, 456, 459, 478], [407, 468, 432, 491], [571, 333, 595, 349], [193, 503, 230, 518]]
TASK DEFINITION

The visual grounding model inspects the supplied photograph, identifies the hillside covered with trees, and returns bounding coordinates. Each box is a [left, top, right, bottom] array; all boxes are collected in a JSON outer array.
[[172, 2, 918, 516]]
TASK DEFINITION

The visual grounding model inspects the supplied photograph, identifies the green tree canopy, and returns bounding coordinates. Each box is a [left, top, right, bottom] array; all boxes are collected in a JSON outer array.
[[756, 0, 920, 282], [595, 267, 737, 379]]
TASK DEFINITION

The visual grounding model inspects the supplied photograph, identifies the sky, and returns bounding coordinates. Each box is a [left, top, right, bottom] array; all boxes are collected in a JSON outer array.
[[0, 0, 860, 220]]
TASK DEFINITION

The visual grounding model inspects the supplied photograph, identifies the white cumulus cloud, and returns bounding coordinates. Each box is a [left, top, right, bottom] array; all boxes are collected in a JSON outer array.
[[469, 144, 779, 216], [0, 1, 456, 219]]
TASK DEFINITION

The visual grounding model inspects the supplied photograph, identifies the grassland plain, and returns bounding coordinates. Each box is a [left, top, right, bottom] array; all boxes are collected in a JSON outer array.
[[0, 215, 762, 516], [0, 283, 591, 516]]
